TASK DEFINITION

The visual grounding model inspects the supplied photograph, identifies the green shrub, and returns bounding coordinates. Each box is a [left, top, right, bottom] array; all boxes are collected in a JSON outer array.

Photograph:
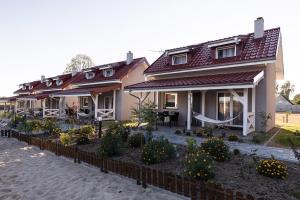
[[256, 159, 288, 179], [183, 149, 214, 181], [42, 118, 57, 135], [228, 134, 239, 141], [201, 138, 230, 162], [98, 131, 122, 157], [233, 149, 240, 155], [60, 133, 72, 146], [107, 122, 129, 142], [80, 125, 95, 137], [174, 130, 182, 135], [128, 133, 145, 148], [142, 137, 175, 165], [186, 137, 197, 154], [294, 130, 300, 137]]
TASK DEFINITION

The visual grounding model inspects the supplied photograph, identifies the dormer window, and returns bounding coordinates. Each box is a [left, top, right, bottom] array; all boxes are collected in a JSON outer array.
[[46, 80, 52, 87], [29, 85, 33, 90], [172, 54, 187, 65], [216, 46, 236, 59], [21, 85, 26, 90], [103, 68, 114, 77], [56, 79, 63, 86], [85, 72, 95, 80]]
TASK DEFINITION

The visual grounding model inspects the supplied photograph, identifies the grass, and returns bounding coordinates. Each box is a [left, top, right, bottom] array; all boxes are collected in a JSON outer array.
[[252, 132, 272, 144], [273, 124, 300, 148]]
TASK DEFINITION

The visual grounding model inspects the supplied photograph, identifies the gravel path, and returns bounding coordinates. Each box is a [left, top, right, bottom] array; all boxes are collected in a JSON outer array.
[[0, 137, 187, 200]]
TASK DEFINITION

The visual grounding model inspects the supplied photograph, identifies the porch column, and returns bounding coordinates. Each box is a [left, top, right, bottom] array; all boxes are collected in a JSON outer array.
[[243, 88, 248, 136], [59, 97, 63, 118], [187, 91, 192, 130], [42, 99, 45, 118], [155, 91, 159, 109], [113, 90, 116, 120], [252, 87, 256, 130], [15, 101, 17, 114], [201, 91, 206, 127]]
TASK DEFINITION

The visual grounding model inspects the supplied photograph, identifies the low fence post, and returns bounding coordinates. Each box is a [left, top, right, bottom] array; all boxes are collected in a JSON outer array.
[[141, 166, 147, 188], [136, 166, 141, 185]]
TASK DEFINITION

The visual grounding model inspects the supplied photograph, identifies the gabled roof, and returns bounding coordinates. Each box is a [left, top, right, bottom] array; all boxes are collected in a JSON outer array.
[[125, 71, 262, 91], [33, 73, 76, 92], [70, 57, 146, 86], [145, 28, 280, 75], [14, 80, 42, 94]]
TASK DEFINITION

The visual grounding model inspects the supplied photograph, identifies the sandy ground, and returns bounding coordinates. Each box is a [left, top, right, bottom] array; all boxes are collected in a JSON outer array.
[[0, 138, 186, 200]]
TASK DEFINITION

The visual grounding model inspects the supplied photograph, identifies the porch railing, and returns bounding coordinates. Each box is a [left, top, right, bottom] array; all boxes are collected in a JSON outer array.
[[44, 109, 60, 118], [96, 109, 114, 120], [247, 112, 255, 133]]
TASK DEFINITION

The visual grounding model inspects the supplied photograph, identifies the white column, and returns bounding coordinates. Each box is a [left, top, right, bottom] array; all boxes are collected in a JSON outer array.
[[187, 91, 192, 130], [15, 101, 18, 114], [155, 91, 159, 109], [243, 88, 248, 136], [94, 95, 98, 119], [252, 87, 256, 130], [42, 99, 45, 118], [113, 90, 116, 120], [59, 97, 63, 118], [229, 95, 233, 125], [201, 91, 206, 127]]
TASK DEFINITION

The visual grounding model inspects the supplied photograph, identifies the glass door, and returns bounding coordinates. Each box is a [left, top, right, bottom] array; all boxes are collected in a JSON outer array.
[[218, 93, 230, 121]]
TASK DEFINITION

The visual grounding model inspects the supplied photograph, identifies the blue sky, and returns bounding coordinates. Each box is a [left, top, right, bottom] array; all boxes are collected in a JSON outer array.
[[0, 0, 299, 97]]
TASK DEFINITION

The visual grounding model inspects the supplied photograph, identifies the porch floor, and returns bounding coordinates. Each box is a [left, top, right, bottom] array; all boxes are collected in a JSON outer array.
[[152, 126, 297, 163]]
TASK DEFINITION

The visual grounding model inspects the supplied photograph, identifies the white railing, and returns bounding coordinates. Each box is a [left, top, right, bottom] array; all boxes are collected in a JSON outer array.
[[16, 108, 25, 114], [44, 109, 60, 118], [247, 112, 255, 133], [96, 109, 114, 120]]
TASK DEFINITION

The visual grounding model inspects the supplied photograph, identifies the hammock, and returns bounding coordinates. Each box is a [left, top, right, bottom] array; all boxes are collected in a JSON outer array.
[[193, 112, 241, 124]]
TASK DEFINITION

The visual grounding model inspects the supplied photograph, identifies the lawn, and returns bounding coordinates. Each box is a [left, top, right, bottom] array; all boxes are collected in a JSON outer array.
[[274, 123, 300, 148]]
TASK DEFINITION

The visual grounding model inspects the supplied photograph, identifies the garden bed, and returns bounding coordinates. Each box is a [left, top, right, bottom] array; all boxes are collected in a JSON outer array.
[[77, 139, 300, 200]]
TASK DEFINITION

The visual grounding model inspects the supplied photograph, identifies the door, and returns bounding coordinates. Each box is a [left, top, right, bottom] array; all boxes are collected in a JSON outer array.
[[103, 96, 113, 110]]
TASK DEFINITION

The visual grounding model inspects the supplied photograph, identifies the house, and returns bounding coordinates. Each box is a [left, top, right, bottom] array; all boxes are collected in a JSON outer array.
[[125, 18, 284, 136], [13, 52, 150, 121], [276, 94, 293, 112]]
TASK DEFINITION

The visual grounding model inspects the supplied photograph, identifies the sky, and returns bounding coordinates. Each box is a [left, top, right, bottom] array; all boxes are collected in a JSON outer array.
[[0, 0, 299, 98]]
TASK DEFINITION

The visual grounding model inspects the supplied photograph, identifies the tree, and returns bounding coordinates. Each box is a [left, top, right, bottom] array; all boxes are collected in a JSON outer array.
[[64, 54, 94, 74], [280, 81, 295, 100], [293, 94, 300, 105]]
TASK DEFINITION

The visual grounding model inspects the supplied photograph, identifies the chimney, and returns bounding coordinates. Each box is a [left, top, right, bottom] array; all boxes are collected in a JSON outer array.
[[71, 68, 78, 77], [126, 51, 133, 65], [41, 75, 45, 83], [254, 17, 264, 39]]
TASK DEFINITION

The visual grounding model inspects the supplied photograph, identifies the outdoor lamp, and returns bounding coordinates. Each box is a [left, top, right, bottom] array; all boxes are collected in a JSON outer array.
[[97, 116, 103, 138]]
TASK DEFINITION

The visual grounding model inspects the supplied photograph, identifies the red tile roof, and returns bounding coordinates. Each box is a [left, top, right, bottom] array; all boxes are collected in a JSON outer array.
[[52, 84, 121, 96], [145, 28, 280, 74], [33, 73, 75, 92], [14, 80, 43, 94], [70, 58, 146, 85], [125, 71, 262, 90]]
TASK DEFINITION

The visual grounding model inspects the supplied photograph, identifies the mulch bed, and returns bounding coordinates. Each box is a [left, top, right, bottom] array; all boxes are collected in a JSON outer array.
[[76, 138, 300, 200]]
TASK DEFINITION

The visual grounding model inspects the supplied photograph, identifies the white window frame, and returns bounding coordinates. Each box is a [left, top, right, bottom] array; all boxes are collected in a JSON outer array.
[[103, 68, 114, 77], [164, 92, 178, 109], [103, 96, 113, 109], [172, 53, 187, 65], [82, 97, 89, 108], [56, 79, 63, 86], [216, 45, 236, 59], [85, 72, 95, 80]]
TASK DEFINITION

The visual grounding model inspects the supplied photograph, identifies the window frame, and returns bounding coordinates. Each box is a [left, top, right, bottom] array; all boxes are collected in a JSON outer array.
[[164, 92, 178, 109], [171, 53, 187, 65], [103, 68, 114, 77], [82, 97, 89, 108], [216, 45, 236, 59]]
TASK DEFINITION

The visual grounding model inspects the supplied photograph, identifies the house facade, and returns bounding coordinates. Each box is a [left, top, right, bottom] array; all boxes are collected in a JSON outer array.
[[125, 18, 284, 135], [13, 52, 150, 121]]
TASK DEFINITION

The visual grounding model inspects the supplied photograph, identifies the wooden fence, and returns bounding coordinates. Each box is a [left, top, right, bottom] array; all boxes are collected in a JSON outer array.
[[2, 130, 255, 200]]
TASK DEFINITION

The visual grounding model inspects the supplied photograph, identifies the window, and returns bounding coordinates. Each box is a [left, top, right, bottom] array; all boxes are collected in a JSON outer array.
[[56, 79, 63, 86], [172, 54, 187, 65], [85, 72, 95, 80], [46, 80, 52, 87], [103, 96, 113, 109], [82, 97, 89, 107], [103, 69, 114, 77], [164, 93, 177, 109], [216, 46, 235, 59]]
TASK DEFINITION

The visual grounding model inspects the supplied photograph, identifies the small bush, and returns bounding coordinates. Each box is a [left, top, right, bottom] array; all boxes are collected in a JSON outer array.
[[183, 149, 214, 181], [228, 134, 239, 141], [80, 125, 95, 138], [128, 133, 145, 148], [186, 137, 197, 154], [233, 149, 240, 155], [201, 138, 230, 162], [142, 137, 175, 165], [60, 133, 72, 146], [174, 129, 182, 135], [107, 122, 129, 142], [42, 118, 57, 135], [294, 130, 300, 137], [256, 159, 288, 179], [98, 132, 122, 157]]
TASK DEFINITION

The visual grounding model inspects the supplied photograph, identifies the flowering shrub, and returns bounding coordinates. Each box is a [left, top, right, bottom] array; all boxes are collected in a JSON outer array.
[[142, 137, 175, 165], [256, 159, 288, 179], [79, 125, 95, 138], [128, 133, 145, 148], [183, 149, 214, 181], [228, 134, 239, 141], [60, 133, 72, 146], [201, 138, 230, 162], [186, 137, 197, 154]]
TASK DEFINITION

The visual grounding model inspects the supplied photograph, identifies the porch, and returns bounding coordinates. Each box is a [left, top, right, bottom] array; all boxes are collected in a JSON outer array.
[[125, 71, 264, 136]]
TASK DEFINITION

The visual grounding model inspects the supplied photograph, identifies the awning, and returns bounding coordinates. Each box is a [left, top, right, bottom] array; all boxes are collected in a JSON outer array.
[[125, 71, 264, 92], [51, 84, 121, 97], [16, 92, 53, 101]]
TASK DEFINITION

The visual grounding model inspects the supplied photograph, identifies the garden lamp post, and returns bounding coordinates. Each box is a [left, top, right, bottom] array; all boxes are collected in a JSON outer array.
[[97, 116, 102, 138]]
